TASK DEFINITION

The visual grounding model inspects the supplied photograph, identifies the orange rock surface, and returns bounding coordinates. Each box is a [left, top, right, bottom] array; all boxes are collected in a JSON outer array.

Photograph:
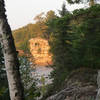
[[29, 37, 52, 66]]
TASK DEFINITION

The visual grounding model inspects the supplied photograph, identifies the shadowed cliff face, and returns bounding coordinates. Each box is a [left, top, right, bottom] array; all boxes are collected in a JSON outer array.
[[29, 37, 52, 66]]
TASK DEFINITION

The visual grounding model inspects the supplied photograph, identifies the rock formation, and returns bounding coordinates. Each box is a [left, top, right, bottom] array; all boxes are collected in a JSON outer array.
[[46, 68, 97, 100], [29, 37, 52, 66], [96, 70, 100, 100]]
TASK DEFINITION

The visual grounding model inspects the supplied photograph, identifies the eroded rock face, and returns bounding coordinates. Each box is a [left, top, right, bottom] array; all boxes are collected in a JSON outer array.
[[46, 85, 96, 100], [46, 68, 97, 100], [29, 37, 52, 66], [96, 70, 100, 100]]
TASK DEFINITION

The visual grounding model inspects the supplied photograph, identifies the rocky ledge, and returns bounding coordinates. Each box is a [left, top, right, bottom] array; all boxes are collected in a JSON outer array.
[[46, 68, 97, 100]]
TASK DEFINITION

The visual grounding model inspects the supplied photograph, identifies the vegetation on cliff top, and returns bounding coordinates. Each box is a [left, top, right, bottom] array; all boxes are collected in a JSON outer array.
[[13, 10, 57, 53]]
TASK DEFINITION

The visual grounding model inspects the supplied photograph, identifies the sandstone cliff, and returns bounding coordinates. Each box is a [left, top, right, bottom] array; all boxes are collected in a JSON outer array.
[[29, 37, 52, 66]]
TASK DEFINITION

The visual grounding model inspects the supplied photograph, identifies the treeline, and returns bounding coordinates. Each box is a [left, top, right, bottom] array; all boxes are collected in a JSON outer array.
[[13, 4, 100, 96], [44, 4, 100, 95], [13, 10, 57, 52]]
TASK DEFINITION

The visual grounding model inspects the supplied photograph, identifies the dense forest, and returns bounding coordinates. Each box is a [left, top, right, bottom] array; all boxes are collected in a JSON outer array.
[[0, 0, 100, 100], [47, 3, 100, 94]]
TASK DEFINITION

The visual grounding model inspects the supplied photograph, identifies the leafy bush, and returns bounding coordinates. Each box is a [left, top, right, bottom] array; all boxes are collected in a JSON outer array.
[[19, 56, 40, 100]]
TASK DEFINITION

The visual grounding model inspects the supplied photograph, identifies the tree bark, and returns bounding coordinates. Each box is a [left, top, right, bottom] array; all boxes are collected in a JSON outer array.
[[89, 0, 95, 6], [0, 0, 25, 100]]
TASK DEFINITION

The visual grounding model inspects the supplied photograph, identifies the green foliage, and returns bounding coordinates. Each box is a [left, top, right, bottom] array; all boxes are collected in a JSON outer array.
[[0, 47, 40, 100], [48, 14, 72, 92], [58, 2, 69, 17], [13, 10, 57, 52], [72, 4, 100, 16], [13, 24, 36, 53], [66, 0, 96, 6], [68, 4, 100, 69], [77, 18, 100, 68], [40, 76, 47, 95], [45, 10, 57, 22], [67, 0, 81, 4], [47, 4, 100, 93], [19, 56, 40, 100]]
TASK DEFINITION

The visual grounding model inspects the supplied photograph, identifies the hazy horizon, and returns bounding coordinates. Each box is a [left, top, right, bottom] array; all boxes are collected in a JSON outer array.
[[5, 0, 84, 30]]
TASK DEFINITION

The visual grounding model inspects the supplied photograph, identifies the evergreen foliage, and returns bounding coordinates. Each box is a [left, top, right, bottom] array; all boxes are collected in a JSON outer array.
[[58, 2, 69, 17], [47, 4, 100, 93], [66, 0, 97, 6], [49, 16, 71, 85]]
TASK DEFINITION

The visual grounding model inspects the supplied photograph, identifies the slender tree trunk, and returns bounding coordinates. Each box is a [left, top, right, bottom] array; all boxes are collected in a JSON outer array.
[[89, 0, 95, 6], [0, 0, 25, 100]]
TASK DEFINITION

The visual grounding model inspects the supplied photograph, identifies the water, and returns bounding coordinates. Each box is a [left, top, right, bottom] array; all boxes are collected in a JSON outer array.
[[32, 66, 53, 86]]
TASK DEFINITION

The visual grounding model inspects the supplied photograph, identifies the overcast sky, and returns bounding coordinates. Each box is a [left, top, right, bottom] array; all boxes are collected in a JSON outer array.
[[5, 0, 84, 30]]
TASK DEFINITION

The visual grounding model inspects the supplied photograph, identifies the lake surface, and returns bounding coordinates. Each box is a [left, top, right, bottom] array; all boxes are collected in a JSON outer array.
[[33, 66, 53, 86]]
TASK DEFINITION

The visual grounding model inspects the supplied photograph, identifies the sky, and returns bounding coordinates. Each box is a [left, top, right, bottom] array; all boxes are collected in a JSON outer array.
[[5, 0, 85, 30]]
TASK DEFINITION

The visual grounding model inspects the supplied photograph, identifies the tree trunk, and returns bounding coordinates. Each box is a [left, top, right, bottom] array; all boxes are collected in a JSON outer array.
[[89, 0, 95, 6], [0, 0, 25, 100]]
